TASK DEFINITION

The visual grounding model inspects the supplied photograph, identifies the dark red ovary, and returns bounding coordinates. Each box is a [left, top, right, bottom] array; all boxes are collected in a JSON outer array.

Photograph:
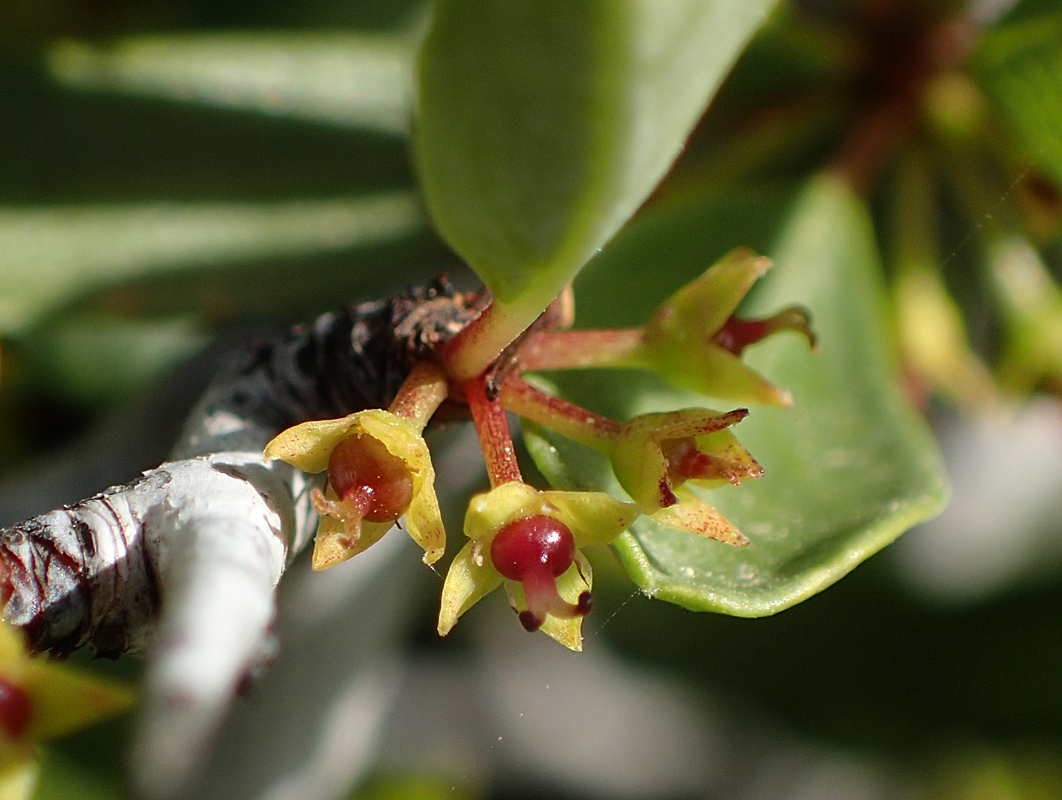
[[327, 434, 414, 523], [0, 677, 31, 740], [712, 316, 769, 356], [490, 514, 591, 632], [489, 514, 575, 582]]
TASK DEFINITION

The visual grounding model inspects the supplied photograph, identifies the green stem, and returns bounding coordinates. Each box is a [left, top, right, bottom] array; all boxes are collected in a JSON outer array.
[[441, 299, 540, 383], [499, 376, 620, 453], [517, 329, 645, 371]]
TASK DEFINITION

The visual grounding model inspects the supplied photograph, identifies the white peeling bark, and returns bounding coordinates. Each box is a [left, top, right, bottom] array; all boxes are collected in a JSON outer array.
[[0, 449, 312, 797], [0, 280, 479, 799], [131, 453, 313, 798]]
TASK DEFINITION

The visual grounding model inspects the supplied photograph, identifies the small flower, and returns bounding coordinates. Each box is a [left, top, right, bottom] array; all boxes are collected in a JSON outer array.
[[0, 621, 132, 799], [640, 247, 814, 406], [609, 408, 760, 545], [264, 408, 445, 569], [437, 482, 639, 650], [610, 408, 761, 511]]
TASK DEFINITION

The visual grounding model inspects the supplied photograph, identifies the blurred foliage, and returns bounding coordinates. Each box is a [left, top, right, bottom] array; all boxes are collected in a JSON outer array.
[[2, 0, 1062, 798]]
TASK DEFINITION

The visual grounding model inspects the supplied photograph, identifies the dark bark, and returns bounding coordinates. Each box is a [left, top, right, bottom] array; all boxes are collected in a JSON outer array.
[[0, 279, 480, 657]]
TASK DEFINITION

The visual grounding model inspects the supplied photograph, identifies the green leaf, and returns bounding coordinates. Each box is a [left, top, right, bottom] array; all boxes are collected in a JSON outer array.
[[0, 193, 424, 333], [974, 9, 1062, 185], [48, 33, 417, 135], [414, 0, 779, 314], [25, 315, 208, 406], [524, 175, 948, 616]]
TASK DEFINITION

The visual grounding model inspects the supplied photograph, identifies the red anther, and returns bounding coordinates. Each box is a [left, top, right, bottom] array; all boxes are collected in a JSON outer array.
[[0, 677, 31, 740], [517, 610, 542, 632], [327, 434, 414, 523]]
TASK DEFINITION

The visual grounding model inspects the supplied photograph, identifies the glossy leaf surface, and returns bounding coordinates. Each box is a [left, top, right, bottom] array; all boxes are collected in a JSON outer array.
[[48, 33, 416, 135], [525, 175, 948, 615], [0, 194, 422, 333], [414, 0, 779, 313]]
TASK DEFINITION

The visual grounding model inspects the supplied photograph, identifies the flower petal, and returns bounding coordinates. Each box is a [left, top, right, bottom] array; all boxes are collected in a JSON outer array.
[[650, 488, 748, 547], [540, 490, 639, 548], [638, 248, 809, 406], [437, 540, 503, 637], [23, 663, 135, 743], [271, 409, 448, 566], [463, 481, 553, 543], [262, 412, 362, 473], [0, 759, 38, 800], [0, 625, 27, 679], [663, 346, 794, 406], [681, 428, 764, 488], [404, 469, 446, 565], [646, 247, 770, 340], [356, 411, 446, 564], [610, 431, 671, 512], [0, 620, 134, 745], [310, 510, 392, 571], [610, 408, 749, 513]]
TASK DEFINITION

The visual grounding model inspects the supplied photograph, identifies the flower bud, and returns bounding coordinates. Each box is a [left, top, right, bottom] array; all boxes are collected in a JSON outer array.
[[640, 247, 814, 406]]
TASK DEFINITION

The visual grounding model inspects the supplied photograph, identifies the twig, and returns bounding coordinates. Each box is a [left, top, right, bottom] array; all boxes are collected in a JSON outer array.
[[0, 278, 478, 797]]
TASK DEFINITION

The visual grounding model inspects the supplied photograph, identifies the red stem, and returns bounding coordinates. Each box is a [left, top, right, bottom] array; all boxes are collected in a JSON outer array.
[[464, 375, 523, 487], [499, 376, 620, 452], [387, 361, 449, 430]]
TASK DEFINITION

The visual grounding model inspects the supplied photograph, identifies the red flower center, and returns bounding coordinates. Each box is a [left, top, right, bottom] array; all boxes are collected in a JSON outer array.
[[327, 434, 414, 523], [0, 677, 31, 740], [490, 514, 591, 632]]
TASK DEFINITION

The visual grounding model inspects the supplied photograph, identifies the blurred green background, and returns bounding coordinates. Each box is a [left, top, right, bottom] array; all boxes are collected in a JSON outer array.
[[3, 1, 1062, 798]]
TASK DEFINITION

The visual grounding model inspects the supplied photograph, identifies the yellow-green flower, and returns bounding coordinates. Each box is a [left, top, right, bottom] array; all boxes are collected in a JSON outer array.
[[0, 622, 133, 799], [609, 408, 760, 546], [438, 482, 639, 651], [264, 409, 446, 569], [610, 408, 760, 510], [639, 247, 814, 406]]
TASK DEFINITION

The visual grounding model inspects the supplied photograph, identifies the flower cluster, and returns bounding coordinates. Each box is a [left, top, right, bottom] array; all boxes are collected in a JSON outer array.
[[265, 249, 813, 650]]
